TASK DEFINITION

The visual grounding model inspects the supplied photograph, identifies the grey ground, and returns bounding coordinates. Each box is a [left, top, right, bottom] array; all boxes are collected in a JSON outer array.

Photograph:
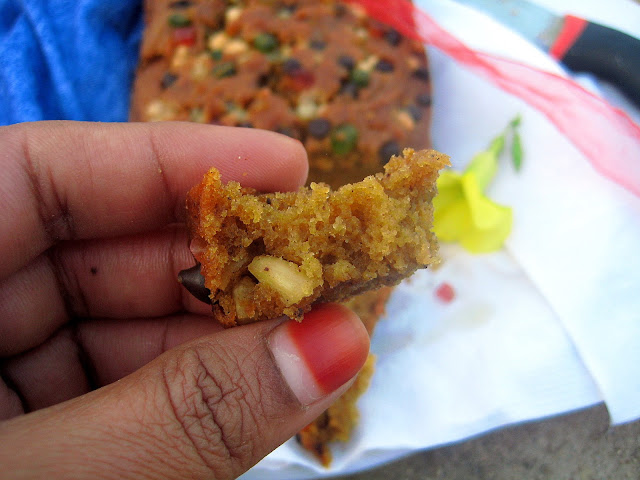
[[335, 404, 640, 480]]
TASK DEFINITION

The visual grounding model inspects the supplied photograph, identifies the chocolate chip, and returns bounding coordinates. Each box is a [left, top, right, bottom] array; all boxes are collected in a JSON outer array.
[[161, 72, 178, 89], [375, 59, 394, 72], [416, 92, 432, 106], [412, 67, 430, 82], [169, 0, 192, 8], [379, 140, 401, 164], [276, 126, 300, 139], [310, 38, 326, 50], [339, 81, 359, 99], [308, 118, 331, 139], [178, 264, 212, 304], [384, 29, 402, 46], [337, 55, 355, 71], [257, 73, 270, 87], [334, 4, 347, 17], [282, 58, 302, 74], [90, 266, 98, 275], [280, 4, 297, 14], [406, 104, 423, 122]]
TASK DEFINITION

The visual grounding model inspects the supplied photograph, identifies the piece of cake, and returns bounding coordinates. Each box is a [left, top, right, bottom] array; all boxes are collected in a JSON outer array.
[[185, 148, 447, 327], [130, 0, 433, 189]]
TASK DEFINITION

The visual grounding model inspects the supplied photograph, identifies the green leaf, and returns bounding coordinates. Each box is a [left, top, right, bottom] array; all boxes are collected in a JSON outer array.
[[511, 132, 523, 171], [488, 134, 505, 156], [509, 114, 521, 129]]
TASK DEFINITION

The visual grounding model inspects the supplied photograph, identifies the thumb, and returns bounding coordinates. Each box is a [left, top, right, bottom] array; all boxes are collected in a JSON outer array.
[[0, 304, 369, 479]]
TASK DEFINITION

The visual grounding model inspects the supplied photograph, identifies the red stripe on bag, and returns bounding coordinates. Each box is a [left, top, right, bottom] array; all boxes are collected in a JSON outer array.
[[348, 0, 640, 198]]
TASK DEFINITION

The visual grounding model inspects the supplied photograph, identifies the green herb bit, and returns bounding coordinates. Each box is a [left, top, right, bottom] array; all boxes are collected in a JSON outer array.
[[168, 13, 192, 28], [254, 33, 279, 53], [331, 124, 358, 155], [350, 69, 370, 88], [212, 62, 236, 78], [209, 49, 223, 61], [189, 107, 205, 123]]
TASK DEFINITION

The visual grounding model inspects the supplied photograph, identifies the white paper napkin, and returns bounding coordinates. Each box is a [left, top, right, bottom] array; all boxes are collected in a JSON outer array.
[[241, 1, 640, 478]]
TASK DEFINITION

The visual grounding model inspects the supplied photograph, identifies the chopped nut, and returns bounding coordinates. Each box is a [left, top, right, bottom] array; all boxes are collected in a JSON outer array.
[[171, 44, 191, 70], [224, 38, 248, 55], [208, 32, 228, 51], [395, 110, 415, 130], [296, 98, 319, 120], [225, 6, 243, 24], [248, 256, 321, 306], [145, 99, 177, 121], [233, 276, 256, 319], [191, 53, 211, 80], [357, 55, 379, 73]]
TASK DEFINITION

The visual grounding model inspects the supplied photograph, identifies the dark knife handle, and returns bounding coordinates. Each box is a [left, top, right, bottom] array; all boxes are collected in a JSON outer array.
[[556, 16, 640, 108]]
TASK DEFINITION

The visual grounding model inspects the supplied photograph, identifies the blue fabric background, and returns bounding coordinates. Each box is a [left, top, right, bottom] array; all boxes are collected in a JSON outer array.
[[0, 0, 143, 125]]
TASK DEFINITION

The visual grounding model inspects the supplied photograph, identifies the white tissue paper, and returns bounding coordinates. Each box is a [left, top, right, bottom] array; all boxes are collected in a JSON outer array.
[[242, 0, 640, 478]]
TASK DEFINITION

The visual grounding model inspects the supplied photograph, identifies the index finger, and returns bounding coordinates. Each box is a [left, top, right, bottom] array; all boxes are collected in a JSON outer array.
[[0, 121, 308, 279]]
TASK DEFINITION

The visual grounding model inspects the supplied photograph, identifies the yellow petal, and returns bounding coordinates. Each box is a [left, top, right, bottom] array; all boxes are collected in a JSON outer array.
[[461, 173, 509, 230], [465, 150, 498, 191], [433, 200, 472, 242], [460, 206, 512, 253], [437, 169, 463, 189], [434, 170, 463, 207]]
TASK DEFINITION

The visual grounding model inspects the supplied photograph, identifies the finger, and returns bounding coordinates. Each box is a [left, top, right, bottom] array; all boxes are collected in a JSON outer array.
[[0, 228, 209, 357], [77, 314, 224, 387], [0, 327, 90, 418], [0, 121, 308, 280], [1, 314, 221, 417], [0, 305, 369, 479]]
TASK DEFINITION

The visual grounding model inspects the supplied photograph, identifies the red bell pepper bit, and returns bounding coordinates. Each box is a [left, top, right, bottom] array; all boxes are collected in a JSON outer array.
[[287, 70, 315, 92], [172, 26, 197, 47]]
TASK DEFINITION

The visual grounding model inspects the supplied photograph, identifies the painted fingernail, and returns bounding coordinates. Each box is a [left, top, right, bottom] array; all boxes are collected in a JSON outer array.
[[178, 264, 212, 304], [268, 304, 370, 406]]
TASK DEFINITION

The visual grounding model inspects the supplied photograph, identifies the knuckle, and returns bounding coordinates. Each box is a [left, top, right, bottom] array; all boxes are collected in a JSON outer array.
[[160, 345, 266, 477]]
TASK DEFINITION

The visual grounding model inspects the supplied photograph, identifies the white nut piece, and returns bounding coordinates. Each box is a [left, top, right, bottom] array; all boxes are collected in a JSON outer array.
[[248, 255, 320, 306], [232, 276, 256, 320]]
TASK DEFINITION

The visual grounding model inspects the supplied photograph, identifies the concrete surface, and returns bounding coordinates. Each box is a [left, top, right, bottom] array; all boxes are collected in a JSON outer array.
[[336, 404, 640, 480]]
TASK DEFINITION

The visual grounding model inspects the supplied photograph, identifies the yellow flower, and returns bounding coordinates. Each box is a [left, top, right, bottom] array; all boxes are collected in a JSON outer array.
[[433, 138, 513, 253]]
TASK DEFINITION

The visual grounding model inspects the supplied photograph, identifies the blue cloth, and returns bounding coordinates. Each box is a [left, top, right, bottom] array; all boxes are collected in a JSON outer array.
[[0, 0, 143, 125]]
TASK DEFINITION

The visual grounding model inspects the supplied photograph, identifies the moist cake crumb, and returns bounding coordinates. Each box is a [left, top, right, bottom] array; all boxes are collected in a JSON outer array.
[[186, 148, 448, 327]]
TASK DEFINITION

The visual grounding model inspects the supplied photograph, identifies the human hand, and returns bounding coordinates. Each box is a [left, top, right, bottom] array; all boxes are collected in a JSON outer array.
[[0, 121, 370, 479]]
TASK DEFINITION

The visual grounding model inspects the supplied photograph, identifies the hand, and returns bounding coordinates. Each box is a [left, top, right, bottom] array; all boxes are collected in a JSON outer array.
[[0, 121, 370, 479]]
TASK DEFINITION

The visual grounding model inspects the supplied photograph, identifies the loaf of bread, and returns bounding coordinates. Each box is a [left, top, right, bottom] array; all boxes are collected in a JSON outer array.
[[131, 0, 435, 466]]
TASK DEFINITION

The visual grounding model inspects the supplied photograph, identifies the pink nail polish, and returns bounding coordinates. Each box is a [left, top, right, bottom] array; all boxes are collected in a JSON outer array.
[[268, 304, 370, 406]]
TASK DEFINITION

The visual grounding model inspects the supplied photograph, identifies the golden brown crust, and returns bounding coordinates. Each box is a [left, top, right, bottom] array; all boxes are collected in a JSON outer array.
[[186, 148, 447, 327]]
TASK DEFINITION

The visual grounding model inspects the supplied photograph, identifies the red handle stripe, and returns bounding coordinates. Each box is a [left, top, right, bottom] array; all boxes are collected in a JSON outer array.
[[549, 15, 589, 61]]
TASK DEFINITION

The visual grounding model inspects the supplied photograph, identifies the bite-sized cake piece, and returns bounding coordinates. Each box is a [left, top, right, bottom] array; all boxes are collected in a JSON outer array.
[[131, 0, 433, 188], [185, 148, 448, 327]]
